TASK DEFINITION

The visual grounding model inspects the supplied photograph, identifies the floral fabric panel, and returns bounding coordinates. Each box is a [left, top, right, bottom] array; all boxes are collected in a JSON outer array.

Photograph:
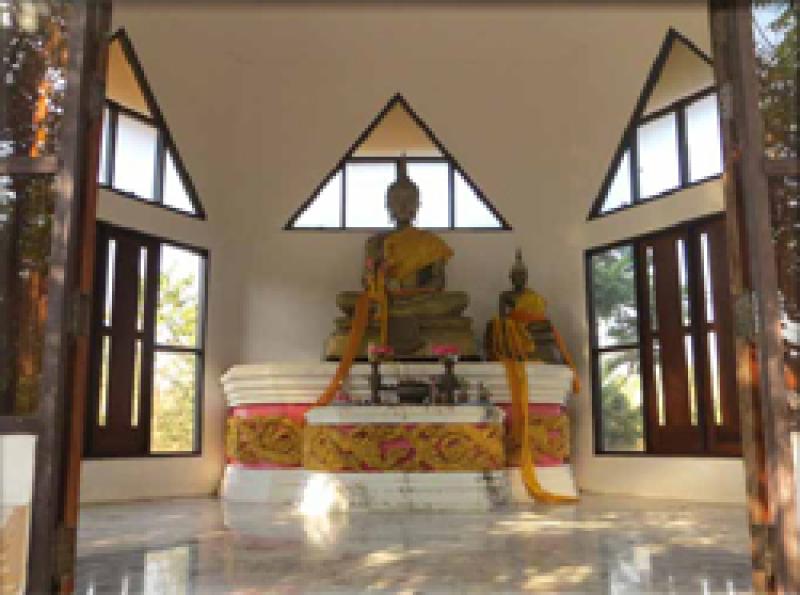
[[303, 423, 505, 472]]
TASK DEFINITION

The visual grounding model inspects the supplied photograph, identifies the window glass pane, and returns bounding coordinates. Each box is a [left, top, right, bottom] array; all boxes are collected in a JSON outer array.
[[151, 351, 196, 453], [132, 340, 142, 427], [686, 93, 723, 182], [793, 432, 800, 527], [769, 176, 800, 405], [98, 335, 111, 427], [136, 247, 147, 332], [113, 114, 157, 199], [637, 112, 680, 199], [163, 152, 195, 214], [700, 232, 715, 323], [0, 3, 70, 157], [599, 349, 644, 452], [157, 245, 201, 347], [708, 331, 723, 425], [600, 150, 632, 214], [0, 175, 57, 415], [408, 162, 449, 228], [753, 2, 798, 160], [344, 162, 395, 228], [653, 339, 666, 426], [103, 239, 116, 327], [591, 246, 638, 347], [294, 171, 342, 228], [453, 170, 501, 228], [676, 238, 691, 327], [645, 246, 658, 331], [0, 179, 10, 412], [685, 334, 698, 426], [98, 107, 110, 185]]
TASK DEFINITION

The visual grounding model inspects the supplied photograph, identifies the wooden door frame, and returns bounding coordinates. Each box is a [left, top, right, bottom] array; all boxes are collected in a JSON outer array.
[[0, 3, 110, 592], [59, 4, 113, 592], [708, 0, 799, 592]]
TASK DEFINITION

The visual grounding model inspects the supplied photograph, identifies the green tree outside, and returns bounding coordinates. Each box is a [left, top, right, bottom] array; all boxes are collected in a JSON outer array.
[[151, 249, 200, 453], [591, 247, 644, 451]]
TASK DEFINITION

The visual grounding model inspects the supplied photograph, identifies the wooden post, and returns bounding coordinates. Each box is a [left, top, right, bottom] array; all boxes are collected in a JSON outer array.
[[59, 3, 112, 592], [708, 1, 799, 592]]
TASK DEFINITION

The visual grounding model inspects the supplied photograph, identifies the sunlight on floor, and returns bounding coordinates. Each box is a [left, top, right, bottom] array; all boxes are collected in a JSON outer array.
[[75, 495, 753, 593]]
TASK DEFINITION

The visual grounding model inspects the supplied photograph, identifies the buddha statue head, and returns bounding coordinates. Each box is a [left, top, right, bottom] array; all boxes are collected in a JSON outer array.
[[386, 158, 420, 228], [510, 248, 528, 291]]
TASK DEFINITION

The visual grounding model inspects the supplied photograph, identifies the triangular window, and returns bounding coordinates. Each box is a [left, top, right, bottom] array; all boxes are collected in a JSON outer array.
[[97, 30, 204, 219], [589, 29, 723, 219], [287, 94, 508, 230]]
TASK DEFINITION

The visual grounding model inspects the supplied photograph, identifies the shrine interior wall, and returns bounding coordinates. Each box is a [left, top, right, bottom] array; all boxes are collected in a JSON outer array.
[[80, 1, 745, 503]]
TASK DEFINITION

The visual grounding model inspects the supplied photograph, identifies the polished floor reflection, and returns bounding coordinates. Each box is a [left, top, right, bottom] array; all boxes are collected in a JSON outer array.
[[76, 496, 752, 593]]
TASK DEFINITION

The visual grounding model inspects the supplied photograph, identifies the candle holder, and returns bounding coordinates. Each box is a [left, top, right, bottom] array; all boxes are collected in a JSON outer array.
[[367, 343, 394, 404], [431, 345, 460, 404]]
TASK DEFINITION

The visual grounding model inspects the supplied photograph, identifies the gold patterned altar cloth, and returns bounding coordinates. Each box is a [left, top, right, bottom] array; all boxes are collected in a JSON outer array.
[[303, 423, 505, 472], [226, 406, 570, 470]]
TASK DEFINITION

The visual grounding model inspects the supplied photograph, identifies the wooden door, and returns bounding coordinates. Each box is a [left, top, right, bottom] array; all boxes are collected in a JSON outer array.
[[638, 228, 706, 453]]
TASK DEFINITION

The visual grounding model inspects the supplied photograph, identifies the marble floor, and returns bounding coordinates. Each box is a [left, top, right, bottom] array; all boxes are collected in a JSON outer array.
[[76, 495, 752, 594]]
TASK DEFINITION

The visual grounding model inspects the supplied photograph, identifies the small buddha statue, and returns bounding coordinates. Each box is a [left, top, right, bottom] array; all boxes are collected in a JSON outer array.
[[326, 159, 477, 359], [499, 249, 546, 320], [486, 249, 565, 364]]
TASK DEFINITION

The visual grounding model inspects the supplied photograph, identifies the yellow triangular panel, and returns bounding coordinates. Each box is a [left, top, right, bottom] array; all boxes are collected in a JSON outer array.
[[353, 104, 442, 158], [106, 38, 151, 116], [644, 40, 713, 116]]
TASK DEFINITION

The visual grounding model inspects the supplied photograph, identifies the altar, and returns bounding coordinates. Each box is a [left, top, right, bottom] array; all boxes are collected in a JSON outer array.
[[222, 362, 577, 510], [222, 160, 579, 510]]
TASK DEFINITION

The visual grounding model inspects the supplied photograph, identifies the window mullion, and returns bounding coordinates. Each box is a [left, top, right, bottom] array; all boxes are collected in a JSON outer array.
[[686, 226, 709, 447], [340, 165, 347, 230], [107, 103, 118, 187], [448, 163, 455, 229], [142, 240, 160, 454], [676, 105, 690, 187], [632, 240, 652, 452], [629, 131, 640, 204], [154, 132, 166, 204]]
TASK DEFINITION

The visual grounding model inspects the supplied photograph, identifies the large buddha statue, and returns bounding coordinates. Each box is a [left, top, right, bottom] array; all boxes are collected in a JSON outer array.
[[325, 160, 478, 360]]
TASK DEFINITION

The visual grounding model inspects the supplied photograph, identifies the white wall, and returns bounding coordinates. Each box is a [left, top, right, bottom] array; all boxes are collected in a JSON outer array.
[[80, 188, 246, 502], [0, 435, 36, 506], [84, 1, 745, 503]]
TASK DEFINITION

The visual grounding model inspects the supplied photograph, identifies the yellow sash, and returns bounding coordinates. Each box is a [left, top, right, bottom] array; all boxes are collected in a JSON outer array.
[[383, 227, 453, 283], [315, 292, 371, 407], [492, 317, 578, 504], [501, 360, 578, 504]]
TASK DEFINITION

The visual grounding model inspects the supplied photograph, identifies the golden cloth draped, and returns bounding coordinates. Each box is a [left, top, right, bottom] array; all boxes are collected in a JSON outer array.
[[316, 229, 453, 405], [316, 292, 372, 407], [492, 314, 579, 504], [382, 227, 453, 283]]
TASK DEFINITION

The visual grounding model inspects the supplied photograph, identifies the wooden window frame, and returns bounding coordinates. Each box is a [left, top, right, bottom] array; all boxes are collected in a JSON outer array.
[[84, 221, 208, 459], [98, 29, 205, 220], [586, 213, 741, 457], [284, 93, 510, 232]]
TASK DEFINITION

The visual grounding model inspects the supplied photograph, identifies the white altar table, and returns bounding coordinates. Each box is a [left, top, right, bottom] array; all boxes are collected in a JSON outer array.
[[221, 362, 577, 510]]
